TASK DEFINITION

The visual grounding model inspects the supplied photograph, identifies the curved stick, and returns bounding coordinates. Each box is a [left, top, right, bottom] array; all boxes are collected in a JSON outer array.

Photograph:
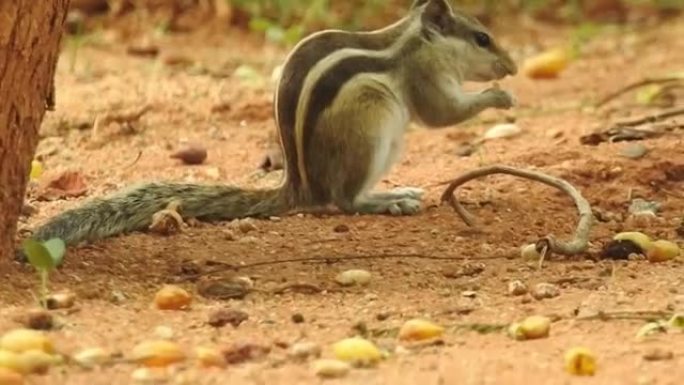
[[439, 165, 594, 256]]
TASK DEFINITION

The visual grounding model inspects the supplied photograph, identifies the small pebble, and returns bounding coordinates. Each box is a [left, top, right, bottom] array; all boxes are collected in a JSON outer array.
[[235, 219, 258, 234], [22, 309, 54, 331], [531, 283, 560, 300], [333, 224, 350, 233], [72, 347, 111, 368], [0, 329, 54, 354], [288, 342, 322, 360], [312, 359, 351, 378], [153, 326, 174, 340], [483, 123, 522, 140], [221, 342, 270, 364], [291, 313, 305, 324], [335, 269, 372, 287], [170, 145, 207, 165], [131, 367, 170, 383], [207, 309, 249, 328], [619, 143, 649, 159], [508, 280, 528, 296]]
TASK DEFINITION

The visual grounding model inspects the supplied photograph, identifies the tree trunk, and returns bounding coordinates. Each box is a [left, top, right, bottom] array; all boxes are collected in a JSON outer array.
[[0, 0, 69, 261]]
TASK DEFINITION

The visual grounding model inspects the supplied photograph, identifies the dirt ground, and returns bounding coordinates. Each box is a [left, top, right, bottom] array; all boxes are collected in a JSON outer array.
[[1, 11, 684, 385]]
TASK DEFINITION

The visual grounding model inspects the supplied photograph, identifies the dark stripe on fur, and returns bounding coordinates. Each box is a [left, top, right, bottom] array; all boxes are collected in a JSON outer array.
[[275, 18, 413, 194]]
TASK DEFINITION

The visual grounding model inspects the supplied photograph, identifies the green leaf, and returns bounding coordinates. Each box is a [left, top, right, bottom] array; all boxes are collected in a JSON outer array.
[[43, 238, 66, 266], [248, 17, 273, 33], [22, 239, 55, 270]]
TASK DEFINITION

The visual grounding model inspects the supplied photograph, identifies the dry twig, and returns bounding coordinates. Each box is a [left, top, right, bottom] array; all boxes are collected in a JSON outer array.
[[595, 76, 684, 108], [576, 310, 672, 322], [439, 165, 593, 257]]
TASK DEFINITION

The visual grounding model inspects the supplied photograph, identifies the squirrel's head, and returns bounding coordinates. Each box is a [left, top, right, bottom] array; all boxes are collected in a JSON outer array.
[[411, 0, 518, 82]]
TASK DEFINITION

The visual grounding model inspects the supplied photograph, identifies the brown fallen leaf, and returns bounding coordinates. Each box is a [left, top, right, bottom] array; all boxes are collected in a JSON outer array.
[[36, 171, 88, 201]]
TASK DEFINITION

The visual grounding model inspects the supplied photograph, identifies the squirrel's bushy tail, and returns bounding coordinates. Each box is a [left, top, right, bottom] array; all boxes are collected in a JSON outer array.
[[30, 183, 289, 246]]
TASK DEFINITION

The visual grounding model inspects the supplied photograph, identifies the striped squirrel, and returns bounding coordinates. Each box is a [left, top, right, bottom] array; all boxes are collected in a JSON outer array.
[[23, 0, 517, 250]]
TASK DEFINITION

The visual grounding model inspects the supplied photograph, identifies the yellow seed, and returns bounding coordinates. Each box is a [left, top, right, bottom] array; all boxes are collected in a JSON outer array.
[[507, 323, 526, 341], [519, 316, 551, 340], [522, 48, 570, 79], [153, 285, 192, 310], [0, 367, 24, 385], [647, 240, 681, 263], [613, 232, 653, 253], [0, 350, 22, 373], [312, 359, 351, 378], [398, 319, 444, 342], [195, 347, 226, 368], [72, 347, 111, 368], [130, 340, 185, 367], [16, 350, 57, 375], [29, 160, 43, 181], [564, 347, 597, 376], [332, 337, 381, 367], [0, 329, 54, 354], [668, 313, 684, 330]]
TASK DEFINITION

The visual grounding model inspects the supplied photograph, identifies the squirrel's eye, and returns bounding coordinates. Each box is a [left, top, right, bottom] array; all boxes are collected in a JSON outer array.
[[474, 31, 491, 48]]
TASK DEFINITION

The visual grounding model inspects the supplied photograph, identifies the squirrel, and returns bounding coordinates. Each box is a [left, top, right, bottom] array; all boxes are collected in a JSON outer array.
[[23, 0, 517, 251]]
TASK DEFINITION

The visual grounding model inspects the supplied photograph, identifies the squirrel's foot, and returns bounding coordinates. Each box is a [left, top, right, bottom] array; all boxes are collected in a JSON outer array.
[[348, 195, 422, 216], [370, 186, 425, 201]]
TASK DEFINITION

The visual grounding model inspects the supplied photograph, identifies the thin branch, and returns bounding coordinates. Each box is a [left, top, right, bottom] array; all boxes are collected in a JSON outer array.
[[576, 310, 672, 322], [595, 76, 684, 108], [178, 252, 511, 280], [612, 106, 684, 128], [439, 165, 593, 257]]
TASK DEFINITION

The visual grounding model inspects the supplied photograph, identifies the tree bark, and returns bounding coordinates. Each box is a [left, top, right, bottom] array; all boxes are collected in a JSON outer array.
[[0, 0, 69, 261]]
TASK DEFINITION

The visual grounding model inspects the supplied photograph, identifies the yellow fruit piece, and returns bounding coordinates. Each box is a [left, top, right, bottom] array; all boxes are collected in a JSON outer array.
[[16, 350, 57, 375], [398, 319, 445, 342], [153, 285, 192, 310], [29, 160, 43, 181], [130, 340, 185, 367], [0, 329, 54, 354], [522, 48, 570, 79], [195, 347, 226, 368], [564, 347, 597, 376], [332, 337, 381, 367], [647, 240, 681, 263], [0, 350, 22, 373], [0, 367, 24, 385], [520, 316, 551, 339], [613, 232, 653, 253]]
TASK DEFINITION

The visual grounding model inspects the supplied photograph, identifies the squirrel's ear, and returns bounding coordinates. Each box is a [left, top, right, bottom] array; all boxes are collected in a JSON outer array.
[[420, 0, 453, 33], [410, 0, 428, 9]]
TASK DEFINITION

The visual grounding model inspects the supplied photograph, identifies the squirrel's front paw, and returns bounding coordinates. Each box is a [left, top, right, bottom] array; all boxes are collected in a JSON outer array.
[[483, 88, 516, 109]]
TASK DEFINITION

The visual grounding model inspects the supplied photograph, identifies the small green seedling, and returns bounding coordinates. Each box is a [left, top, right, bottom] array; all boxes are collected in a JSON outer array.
[[21, 238, 66, 308]]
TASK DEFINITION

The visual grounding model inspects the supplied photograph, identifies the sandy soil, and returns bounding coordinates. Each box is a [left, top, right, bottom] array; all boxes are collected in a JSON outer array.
[[1, 12, 684, 385]]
